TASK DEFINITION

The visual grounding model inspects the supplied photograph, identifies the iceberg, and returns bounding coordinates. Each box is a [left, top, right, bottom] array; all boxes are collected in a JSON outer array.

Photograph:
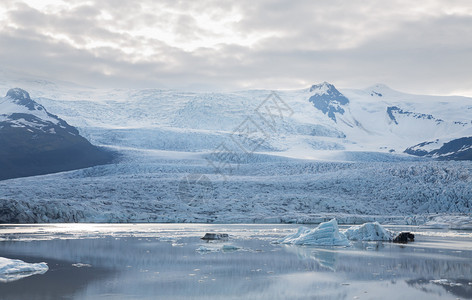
[[196, 246, 218, 252], [343, 222, 393, 241], [275, 226, 311, 244], [278, 219, 350, 246], [0, 257, 48, 283]]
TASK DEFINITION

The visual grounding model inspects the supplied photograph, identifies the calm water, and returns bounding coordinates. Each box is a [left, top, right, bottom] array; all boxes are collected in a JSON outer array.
[[0, 224, 471, 300]]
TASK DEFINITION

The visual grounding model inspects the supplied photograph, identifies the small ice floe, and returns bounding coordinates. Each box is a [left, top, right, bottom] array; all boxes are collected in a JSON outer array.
[[343, 222, 394, 241], [196, 246, 217, 252], [277, 219, 350, 246], [430, 279, 463, 287], [72, 263, 92, 268], [0, 257, 48, 283], [221, 245, 240, 252], [201, 233, 229, 241], [196, 244, 242, 253], [159, 237, 179, 243]]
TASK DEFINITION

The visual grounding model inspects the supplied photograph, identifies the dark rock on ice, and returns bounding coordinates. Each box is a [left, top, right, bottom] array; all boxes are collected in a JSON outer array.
[[201, 233, 229, 240], [393, 232, 415, 243]]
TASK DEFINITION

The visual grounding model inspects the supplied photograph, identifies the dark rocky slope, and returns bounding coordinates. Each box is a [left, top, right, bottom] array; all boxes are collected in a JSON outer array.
[[0, 88, 114, 180]]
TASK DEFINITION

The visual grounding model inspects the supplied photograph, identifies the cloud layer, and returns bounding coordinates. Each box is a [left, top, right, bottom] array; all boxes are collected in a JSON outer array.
[[1, 0, 471, 95]]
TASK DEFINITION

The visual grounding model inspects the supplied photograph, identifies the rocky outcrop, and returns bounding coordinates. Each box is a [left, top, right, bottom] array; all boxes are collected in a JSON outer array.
[[0, 88, 114, 180]]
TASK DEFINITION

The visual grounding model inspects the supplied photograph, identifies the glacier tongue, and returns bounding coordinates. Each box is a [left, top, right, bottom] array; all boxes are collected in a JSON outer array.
[[278, 219, 350, 246]]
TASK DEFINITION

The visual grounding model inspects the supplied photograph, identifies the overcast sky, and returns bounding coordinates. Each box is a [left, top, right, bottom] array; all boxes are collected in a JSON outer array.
[[0, 0, 471, 95]]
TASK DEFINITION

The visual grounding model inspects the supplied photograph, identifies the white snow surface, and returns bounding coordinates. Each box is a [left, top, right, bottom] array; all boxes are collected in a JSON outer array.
[[277, 219, 350, 246], [0, 257, 48, 283], [343, 222, 394, 241], [2, 78, 472, 155]]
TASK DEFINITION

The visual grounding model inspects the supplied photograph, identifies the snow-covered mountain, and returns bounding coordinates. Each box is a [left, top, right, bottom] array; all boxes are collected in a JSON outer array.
[[14, 81, 469, 160], [0, 88, 114, 180], [405, 137, 472, 160], [337, 83, 472, 157]]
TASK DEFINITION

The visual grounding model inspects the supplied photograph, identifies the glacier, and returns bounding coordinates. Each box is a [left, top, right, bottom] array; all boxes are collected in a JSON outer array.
[[0, 77, 471, 225]]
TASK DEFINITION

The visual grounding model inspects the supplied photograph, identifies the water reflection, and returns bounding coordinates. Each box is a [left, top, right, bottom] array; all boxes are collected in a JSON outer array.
[[0, 225, 470, 299], [406, 278, 472, 299], [283, 245, 338, 270]]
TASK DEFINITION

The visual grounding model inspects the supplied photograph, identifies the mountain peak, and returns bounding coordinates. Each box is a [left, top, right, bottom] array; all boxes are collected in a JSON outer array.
[[6, 88, 30, 101], [308, 82, 349, 122], [309, 81, 336, 93], [365, 83, 399, 97], [6, 88, 40, 111]]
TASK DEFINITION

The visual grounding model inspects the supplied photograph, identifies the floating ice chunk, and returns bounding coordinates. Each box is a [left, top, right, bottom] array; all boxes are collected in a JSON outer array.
[[159, 237, 179, 243], [343, 222, 394, 241], [430, 279, 463, 287], [221, 245, 240, 251], [0, 257, 48, 283], [196, 246, 219, 252], [279, 219, 350, 246], [196, 244, 242, 253], [275, 226, 311, 244], [72, 263, 92, 268]]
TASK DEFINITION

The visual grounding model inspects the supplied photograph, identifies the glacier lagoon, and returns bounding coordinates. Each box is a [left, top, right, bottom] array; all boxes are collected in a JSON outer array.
[[0, 224, 471, 300]]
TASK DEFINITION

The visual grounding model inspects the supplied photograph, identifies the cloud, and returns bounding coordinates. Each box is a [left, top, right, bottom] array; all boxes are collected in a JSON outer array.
[[0, 0, 471, 95]]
